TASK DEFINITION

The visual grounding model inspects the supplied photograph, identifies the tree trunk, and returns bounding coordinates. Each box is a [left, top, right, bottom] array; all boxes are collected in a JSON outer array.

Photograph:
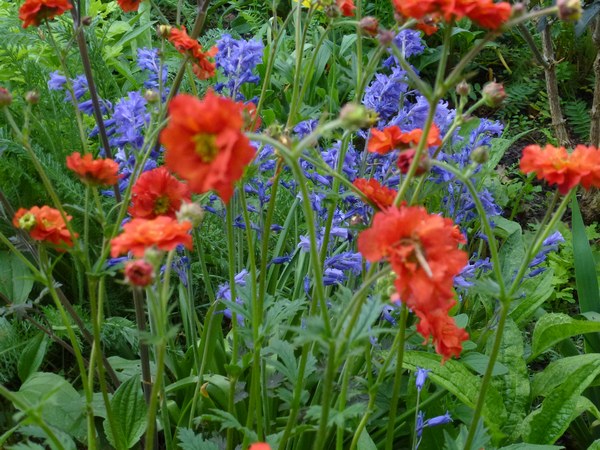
[[541, 22, 572, 147], [590, 16, 600, 147]]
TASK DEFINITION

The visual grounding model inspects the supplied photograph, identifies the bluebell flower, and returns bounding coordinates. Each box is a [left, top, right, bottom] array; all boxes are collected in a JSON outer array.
[[48, 71, 67, 91], [415, 411, 453, 449], [363, 66, 408, 121], [381, 304, 398, 325], [415, 367, 430, 392], [270, 254, 293, 265], [324, 268, 346, 285], [294, 119, 319, 139], [455, 257, 492, 289], [325, 252, 362, 275], [137, 47, 168, 91], [383, 29, 425, 67], [426, 412, 452, 427], [215, 34, 264, 100], [529, 231, 564, 277], [110, 91, 149, 150], [218, 269, 249, 325], [469, 119, 504, 149]]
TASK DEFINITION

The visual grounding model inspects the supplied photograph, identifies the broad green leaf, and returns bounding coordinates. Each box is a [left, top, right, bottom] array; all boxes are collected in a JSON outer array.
[[492, 217, 522, 240], [403, 351, 507, 439], [529, 313, 600, 360], [0, 252, 33, 304], [588, 438, 600, 449], [499, 445, 563, 449], [509, 270, 554, 327], [357, 429, 378, 450], [520, 358, 600, 444], [572, 197, 600, 352], [574, 396, 600, 421], [492, 319, 530, 441], [17, 332, 48, 382], [103, 374, 147, 449], [462, 352, 508, 376], [532, 354, 600, 398], [12, 372, 85, 441], [500, 230, 525, 285]]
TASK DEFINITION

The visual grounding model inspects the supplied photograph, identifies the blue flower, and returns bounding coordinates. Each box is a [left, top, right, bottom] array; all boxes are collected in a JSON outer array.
[[383, 29, 425, 67], [215, 34, 264, 100], [529, 231, 564, 277], [294, 119, 319, 139], [363, 66, 408, 121], [137, 47, 168, 91], [415, 367, 430, 391]]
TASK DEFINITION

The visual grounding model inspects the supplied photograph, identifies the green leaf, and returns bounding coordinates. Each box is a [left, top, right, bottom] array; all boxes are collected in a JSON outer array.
[[529, 313, 600, 360], [532, 354, 600, 398], [498, 445, 563, 449], [571, 197, 600, 352], [500, 229, 525, 285], [0, 252, 33, 304], [520, 357, 600, 444], [462, 352, 508, 376], [357, 429, 378, 450], [588, 438, 600, 449], [509, 270, 554, 327], [402, 351, 507, 438], [12, 373, 86, 441], [176, 428, 220, 450], [103, 374, 147, 449], [17, 333, 48, 382]]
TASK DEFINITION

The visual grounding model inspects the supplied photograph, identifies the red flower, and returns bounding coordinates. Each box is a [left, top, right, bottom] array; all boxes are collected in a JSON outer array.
[[249, 444, 271, 450], [19, 0, 72, 28], [124, 259, 154, 287], [367, 125, 441, 155], [13, 205, 76, 247], [337, 0, 356, 16], [66, 152, 120, 186], [168, 27, 217, 80], [415, 309, 469, 361], [129, 167, 191, 219], [353, 178, 397, 210], [160, 92, 256, 203], [358, 206, 468, 361], [110, 216, 193, 257], [520, 144, 600, 194], [117, 0, 142, 12], [397, 149, 430, 175]]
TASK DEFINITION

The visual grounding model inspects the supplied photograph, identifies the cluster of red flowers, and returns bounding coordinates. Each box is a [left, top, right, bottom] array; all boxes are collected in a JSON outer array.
[[352, 178, 397, 210], [358, 206, 469, 361], [368, 125, 441, 175], [19, 0, 72, 28], [392, 0, 512, 30], [160, 91, 256, 203], [520, 144, 600, 194], [13, 205, 77, 247], [66, 152, 120, 186], [167, 26, 218, 80]]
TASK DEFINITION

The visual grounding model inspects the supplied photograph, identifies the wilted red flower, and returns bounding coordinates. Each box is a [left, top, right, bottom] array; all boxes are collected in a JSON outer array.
[[129, 167, 191, 219], [110, 216, 193, 257], [124, 259, 154, 287], [397, 148, 430, 175], [19, 0, 73, 28], [336, 0, 356, 16], [520, 144, 600, 194], [168, 27, 218, 80], [358, 206, 468, 361], [13, 205, 76, 247], [368, 125, 441, 155], [117, 0, 142, 12], [160, 92, 256, 203], [415, 309, 469, 360], [66, 152, 120, 186], [353, 178, 397, 210]]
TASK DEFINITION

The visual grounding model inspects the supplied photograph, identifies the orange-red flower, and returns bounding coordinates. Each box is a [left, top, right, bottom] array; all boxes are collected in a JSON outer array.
[[249, 444, 271, 450], [397, 149, 430, 175], [13, 205, 76, 247], [358, 206, 468, 361], [160, 92, 256, 203], [66, 152, 120, 186], [415, 309, 469, 360], [110, 216, 193, 257], [19, 0, 72, 28], [117, 0, 142, 12], [129, 167, 191, 219], [520, 144, 600, 194], [353, 178, 397, 210], [367, 125, 441, 154], [168, 27, 218, 80], [337, 0, 356, 16], [124, 259, 154, 287]]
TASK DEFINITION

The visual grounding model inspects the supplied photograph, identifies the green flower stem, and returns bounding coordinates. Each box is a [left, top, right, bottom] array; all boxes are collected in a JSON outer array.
[[295, 119, 345, 156], [335, 356, 354, 450], [384, 302, 409, 450], [434, 23, 453, 96], [389, 44, 433, 101], [133, 287, 154, 407], [349, 315, 408, 450], [354, 0, 363, 94], [411, 389, 422, 450], [0, 384, 66, 450], [313, 340, 338, 450], [443, 33, 496, 89], [505, 6, 559, 28], [192, 227, 216, 304]]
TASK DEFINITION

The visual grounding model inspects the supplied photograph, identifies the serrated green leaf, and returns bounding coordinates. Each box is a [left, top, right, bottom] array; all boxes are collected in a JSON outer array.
[[176, 428, 220, 450], [0, 252, 33, 304], [18, 333, 48, 382], [521, 358, 600, 444], [532, 354, 600, 398], [402, 351, 506, 439], [103, 374, 147, 449], [529, 313, 600, 360]]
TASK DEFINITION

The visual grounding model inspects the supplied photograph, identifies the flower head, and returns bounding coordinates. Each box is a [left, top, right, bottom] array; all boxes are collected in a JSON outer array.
[[160, 92, 256, 203], [13, 206, 76, 247], [117, 0, 142, 12], [110, 216, 193, 257], [168, 27, 218, 80], [66, 152, 120, 186], [520, 144, 600, 194], [368, 125, 441, 154], [129, 167, 191, 219], [124, 259, 154, 287], [19, 0, 73, 28], [336, 0, 356, 16], [353, 178, 397, 210]]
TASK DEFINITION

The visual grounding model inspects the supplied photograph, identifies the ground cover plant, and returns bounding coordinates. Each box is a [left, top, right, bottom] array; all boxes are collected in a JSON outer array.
[[3, 0, 600, 448]]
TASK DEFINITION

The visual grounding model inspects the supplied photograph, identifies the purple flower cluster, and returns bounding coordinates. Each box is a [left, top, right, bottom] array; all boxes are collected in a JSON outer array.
[[215, 34, 264, 100]]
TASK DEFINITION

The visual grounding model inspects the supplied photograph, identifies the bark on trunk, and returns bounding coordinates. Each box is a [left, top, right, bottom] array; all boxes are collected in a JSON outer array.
[[590, 16, 600, 147]]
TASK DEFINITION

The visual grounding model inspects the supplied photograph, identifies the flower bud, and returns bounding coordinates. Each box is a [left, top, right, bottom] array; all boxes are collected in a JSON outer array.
[[511, 3, 525, 17], [415, 367, 430, 391], [25, 91, 40, 104], [157, 25, 172, 38], [359, 17, 379, 36], [176, 202, 204, 227], [482, 81, 506, 108], [470, 146, 489, 164], [124, 259, 154, 287], [340, 103, 377, 129], [378, 30, 395, 47], [144, 89, 160, 103], [0, 87, 12, 107], [397, 149, 431, 176], [325, 4, 341, 19], [557, 0, 581, 21], [82, 16, 92, 26], [456, 80, 470, 97]]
